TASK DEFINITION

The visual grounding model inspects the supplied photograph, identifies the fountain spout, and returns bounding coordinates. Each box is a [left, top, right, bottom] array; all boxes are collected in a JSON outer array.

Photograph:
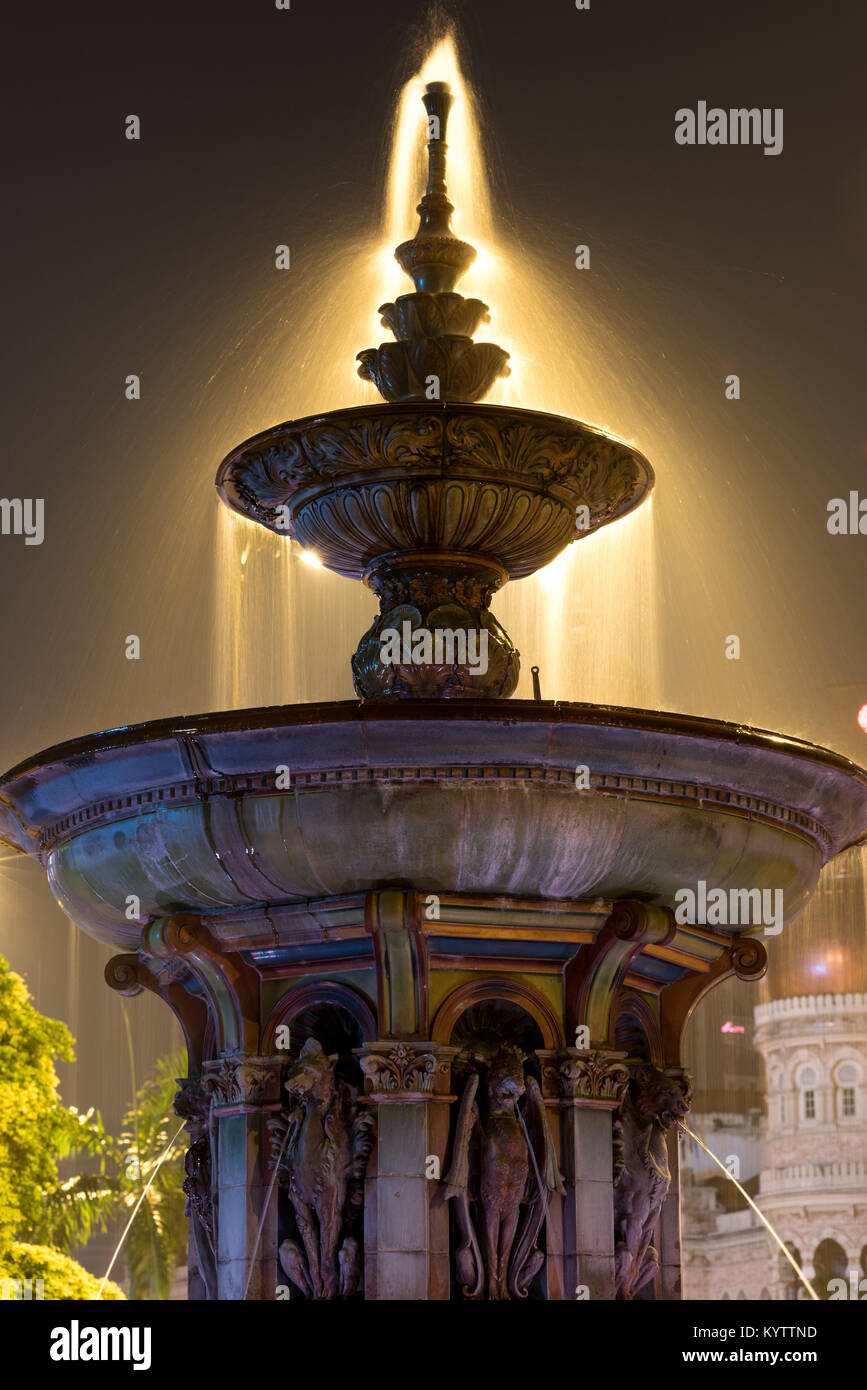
[[393, 80, 477, 293], [356, 79, 510, 405]]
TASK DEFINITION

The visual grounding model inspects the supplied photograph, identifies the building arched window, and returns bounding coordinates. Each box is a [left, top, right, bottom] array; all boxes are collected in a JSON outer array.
[[795, 1065, 819, 1123], [813, 1239, 847, 1300], [833, 1061, 861, 1122]]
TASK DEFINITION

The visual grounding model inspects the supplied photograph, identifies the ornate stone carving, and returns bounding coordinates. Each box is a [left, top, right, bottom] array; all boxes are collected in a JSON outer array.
[[391, 83, 481, 298], [216, 397, 651, 699], [269, 1039, 374, 1300], [613, 1063, 693, 1300], [218, 405, 650, 566], [351, 555, 520, 699], [444, 412, 647, 537], [200, 1051, 282, 1108], [444, 1044, 564, 1300], [359, 1041, 447, 1095], [357, 339, 510, 405], [173, 1077, 216, 1301], [544, 1050, 630, 1102], [379, 292, 491, 341]]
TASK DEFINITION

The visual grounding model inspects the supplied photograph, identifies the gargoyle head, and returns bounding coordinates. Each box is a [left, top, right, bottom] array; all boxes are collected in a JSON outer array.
[[483, 1044, 527, 1105], [284, 1037, 338, 1105], [629, 1064, 693, 1130]]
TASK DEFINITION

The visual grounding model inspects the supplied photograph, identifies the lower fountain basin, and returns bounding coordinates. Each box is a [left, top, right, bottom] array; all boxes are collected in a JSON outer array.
[[1, 700, 864, 952]]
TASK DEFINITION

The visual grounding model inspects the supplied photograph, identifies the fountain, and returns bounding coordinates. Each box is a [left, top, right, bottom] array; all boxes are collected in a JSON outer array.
[[1, 79, 865, 1302]]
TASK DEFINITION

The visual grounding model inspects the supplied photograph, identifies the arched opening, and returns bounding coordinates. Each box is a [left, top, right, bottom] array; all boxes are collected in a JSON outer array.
[[613, 993, 662, 1063], [834, 1061, 860, 1122], [445, 998, 549, 1301], [813, 1238, 847, 1300], [795, 1065, 819, 1124], [267, 992, 373, 1302]]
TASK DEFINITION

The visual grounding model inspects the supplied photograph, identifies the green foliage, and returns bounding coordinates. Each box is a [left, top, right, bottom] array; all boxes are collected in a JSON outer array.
[[116, 1051, 188, 1300], [0, 955, 82, 1251], [33, 1050, 189, 1300], [0, 949, 188, 1299], [0, 1242, 124, 1301]]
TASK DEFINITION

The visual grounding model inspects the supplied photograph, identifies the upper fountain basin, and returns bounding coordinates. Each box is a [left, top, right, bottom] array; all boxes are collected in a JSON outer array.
[[215, 401, 653, 580], [0, 700, 864, 952]]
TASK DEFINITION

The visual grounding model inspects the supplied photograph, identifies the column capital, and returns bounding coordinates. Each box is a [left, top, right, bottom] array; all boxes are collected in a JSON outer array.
[[357, 1040, 459, 1102], [539, 1047, 630, 1108], [201, 1051, 284, 1114]]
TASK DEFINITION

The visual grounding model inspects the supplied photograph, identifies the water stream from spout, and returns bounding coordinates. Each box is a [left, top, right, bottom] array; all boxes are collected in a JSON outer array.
[[242, 1114, 293, 1301], [96, 1120, 186, 1300], [678, 1121, 819, 1301]]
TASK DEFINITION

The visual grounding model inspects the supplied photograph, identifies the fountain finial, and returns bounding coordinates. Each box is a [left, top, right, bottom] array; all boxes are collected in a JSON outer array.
[[356, 79, 509, 403], [393, 80, 476, 293]]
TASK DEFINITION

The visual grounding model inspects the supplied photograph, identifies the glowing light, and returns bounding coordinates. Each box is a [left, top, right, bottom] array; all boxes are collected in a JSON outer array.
[[858, 703, 867, 732], [240, 548, 249, 566], [299, 549, 323, 569], [535, 545, 574, 595], [720, 1021, 745, 1034]]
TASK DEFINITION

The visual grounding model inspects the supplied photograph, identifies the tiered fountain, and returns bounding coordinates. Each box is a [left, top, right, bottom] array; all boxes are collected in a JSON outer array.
[[2, 81, 865, 1301]]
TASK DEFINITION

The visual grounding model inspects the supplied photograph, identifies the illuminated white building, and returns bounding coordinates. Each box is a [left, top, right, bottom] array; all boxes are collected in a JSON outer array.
[[683, 866, 867, 1301]]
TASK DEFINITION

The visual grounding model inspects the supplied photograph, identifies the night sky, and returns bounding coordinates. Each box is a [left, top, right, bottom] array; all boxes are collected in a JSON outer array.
[[1, 0, 865, 1135]]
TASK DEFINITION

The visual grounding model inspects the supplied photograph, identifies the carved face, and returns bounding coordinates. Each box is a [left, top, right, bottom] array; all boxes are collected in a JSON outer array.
[[284, 1038, 337, 1104], [631, 1065, 692, 1130], [485, 1046, 527, 1105]]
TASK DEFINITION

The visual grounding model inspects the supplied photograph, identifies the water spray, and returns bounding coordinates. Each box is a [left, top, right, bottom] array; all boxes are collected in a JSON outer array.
[[678, 1121, 819, 1301]]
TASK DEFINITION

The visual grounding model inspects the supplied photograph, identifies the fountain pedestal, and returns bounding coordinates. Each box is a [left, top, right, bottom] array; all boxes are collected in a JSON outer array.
[[98, 884, 772, 1301]]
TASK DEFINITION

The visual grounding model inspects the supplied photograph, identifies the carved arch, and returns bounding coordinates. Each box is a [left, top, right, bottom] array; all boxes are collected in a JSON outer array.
[[614, 991, 663, 1064], [431, 977, 564, 1048], [262, 980, 377, 1053]]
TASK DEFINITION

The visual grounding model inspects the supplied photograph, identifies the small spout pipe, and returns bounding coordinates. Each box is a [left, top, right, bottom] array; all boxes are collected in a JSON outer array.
[[531, 666, 542, 702]]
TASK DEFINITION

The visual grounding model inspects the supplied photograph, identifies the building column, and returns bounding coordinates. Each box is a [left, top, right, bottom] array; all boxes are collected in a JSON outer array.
[[200, 1053, 284, 1300], [358, 1041, 458, 1300], [541, 1048, 629, 1301]]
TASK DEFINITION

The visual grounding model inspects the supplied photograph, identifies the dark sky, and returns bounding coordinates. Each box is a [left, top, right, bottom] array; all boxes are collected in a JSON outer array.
[[1, 0, 865, 1130]]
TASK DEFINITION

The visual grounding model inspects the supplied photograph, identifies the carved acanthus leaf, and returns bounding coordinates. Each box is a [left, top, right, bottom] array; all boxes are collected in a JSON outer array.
[[360, 1042, 447, 1094], [200, 1052, 282, 1108], [543, 1051, 630, 1101]]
